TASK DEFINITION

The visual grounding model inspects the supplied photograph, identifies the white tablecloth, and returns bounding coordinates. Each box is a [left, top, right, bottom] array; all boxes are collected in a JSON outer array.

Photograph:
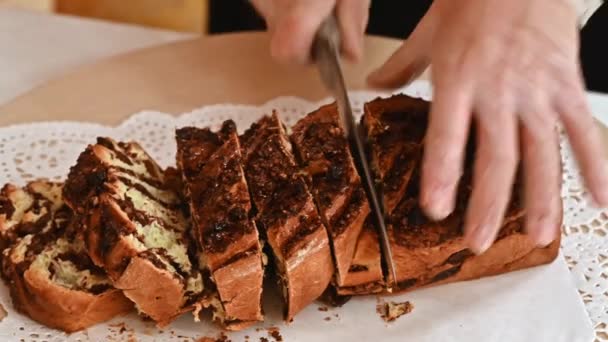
[[0, 7, 193, 106]]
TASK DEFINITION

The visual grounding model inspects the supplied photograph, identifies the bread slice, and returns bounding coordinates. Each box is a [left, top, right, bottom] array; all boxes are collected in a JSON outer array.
[[176, 121, 265, 331], [63, 137, 204, 326], [240, 112, 334, 321], [290, 104, 383, 294], [362, 94, 560, 291], [0, 181, 132, 332], [335, 222, 385, 295]]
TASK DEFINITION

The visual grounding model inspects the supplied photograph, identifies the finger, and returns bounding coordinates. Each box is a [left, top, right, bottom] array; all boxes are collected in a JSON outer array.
[[366, 11, 436, 89], [520, 114, 562, 247], [269, 0, 336, 64], [336, 0, 370, 62], [249, 0, 277, 23], [420, 76, 475, 221], [557, 77, 608, 206], [464, 95, 519, 255]]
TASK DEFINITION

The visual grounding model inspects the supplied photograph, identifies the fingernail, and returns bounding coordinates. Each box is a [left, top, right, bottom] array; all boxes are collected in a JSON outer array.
[[467, 226, 494, 255], [594, 163, 608, 206], [423, 185, 454, 220], [529, 220, 558, 247], [422, 186, 454, 220], [536, 230, 557, 248], [595, 187, 608, 207]]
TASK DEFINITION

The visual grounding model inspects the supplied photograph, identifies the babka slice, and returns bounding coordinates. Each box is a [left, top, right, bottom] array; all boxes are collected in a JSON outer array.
[[362, 94, 561, 291], [0, 181, 132, 332], [290, 104, 382, 294], [240, 112, 334, 321], [176, 121, 265, 331], [63, 138, 204, 326], [335, 222, 384, 295]]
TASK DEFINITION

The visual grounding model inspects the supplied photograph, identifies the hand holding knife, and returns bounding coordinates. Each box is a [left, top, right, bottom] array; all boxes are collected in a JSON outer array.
[[312, 14, 399, 290]]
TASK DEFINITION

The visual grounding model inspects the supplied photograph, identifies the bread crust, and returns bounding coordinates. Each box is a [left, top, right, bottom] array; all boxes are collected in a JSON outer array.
[[387, 228, 561, 294], [12, 266, 132, 332], [114, 256, 186, 325]]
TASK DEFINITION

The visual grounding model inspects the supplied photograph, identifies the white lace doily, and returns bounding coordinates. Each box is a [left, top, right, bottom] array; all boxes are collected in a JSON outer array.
[[0, 80, 606, 340]]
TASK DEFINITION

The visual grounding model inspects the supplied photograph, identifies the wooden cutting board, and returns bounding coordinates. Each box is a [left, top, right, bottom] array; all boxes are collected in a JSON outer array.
[[0, 32, 405, 126], [0, 31, 606, 159]]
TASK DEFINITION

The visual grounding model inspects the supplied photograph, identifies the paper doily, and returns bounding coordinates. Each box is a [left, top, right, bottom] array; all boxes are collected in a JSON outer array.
[[0, 80, 606, 341]]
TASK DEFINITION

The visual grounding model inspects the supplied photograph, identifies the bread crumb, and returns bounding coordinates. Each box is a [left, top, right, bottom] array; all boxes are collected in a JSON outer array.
[[0, 303, 6, 321], [267, 327, 283, 342], [196, 333, 230, 342], [376, 299, 414, 322]]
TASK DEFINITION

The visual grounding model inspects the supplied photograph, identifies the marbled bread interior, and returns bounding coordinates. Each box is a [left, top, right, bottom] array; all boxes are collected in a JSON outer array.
[[63, 137, 204, 326], [0, 181, 132, 332]]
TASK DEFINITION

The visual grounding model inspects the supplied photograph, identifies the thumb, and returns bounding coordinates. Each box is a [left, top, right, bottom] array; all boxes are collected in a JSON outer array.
[[269, 0, 337, 65], [367, 13, 436, 89]]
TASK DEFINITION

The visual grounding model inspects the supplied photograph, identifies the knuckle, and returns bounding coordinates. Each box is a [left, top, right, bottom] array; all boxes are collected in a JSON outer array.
[[559, 96, 590, 121], [526, 203, 561, 226], [483, 140, 518, 168]]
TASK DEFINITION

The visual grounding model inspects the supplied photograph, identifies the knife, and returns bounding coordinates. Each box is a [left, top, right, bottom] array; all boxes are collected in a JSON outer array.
[[312, 14, 399, 290]]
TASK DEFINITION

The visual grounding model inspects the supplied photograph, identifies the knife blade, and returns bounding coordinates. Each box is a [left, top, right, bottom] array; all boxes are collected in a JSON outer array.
[[312, 14, 399, 290]]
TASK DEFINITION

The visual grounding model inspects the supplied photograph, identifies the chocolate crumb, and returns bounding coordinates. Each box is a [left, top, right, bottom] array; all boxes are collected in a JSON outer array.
[[267, 327, 282, 342], [324, 317, 331, 321], [260, 338, 269, 342], [376, 299, 414, 322], [318, 306, 329, 312]]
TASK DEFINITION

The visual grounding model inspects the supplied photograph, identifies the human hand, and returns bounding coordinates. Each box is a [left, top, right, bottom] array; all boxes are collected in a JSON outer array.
[[368, 0, 608, 254], [249, 0, 370, 64]]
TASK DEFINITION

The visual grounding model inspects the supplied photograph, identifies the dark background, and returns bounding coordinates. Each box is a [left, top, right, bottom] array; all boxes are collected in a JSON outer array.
[[208, 0, 607, 93]]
